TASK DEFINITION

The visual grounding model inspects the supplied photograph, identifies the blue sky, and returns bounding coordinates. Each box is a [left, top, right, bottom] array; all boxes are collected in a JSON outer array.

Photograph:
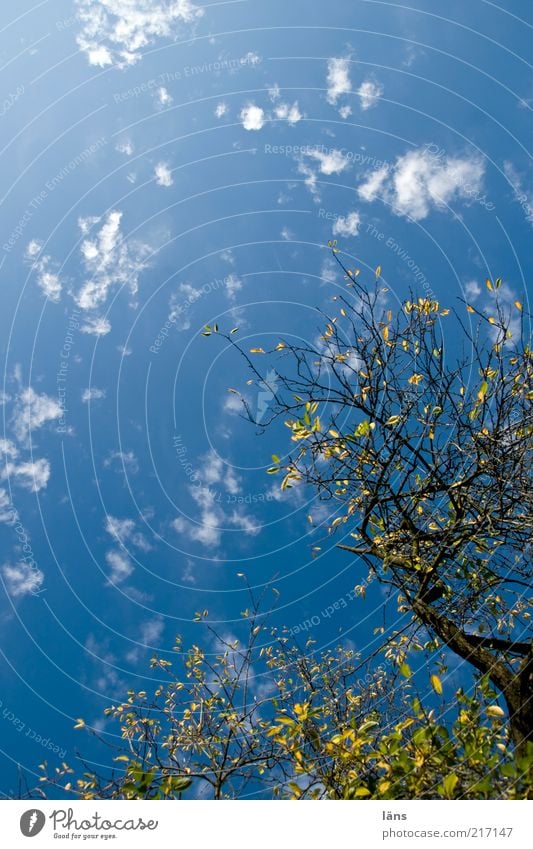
[[0, 0, 531, 796]]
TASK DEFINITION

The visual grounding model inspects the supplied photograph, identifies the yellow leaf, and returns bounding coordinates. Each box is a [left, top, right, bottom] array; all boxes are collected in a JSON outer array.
[[466, 305, 475, 313], [74, 718, 85, 729], [408, 373, 424, 385], [382, 325, 389, 341], [249, 347, 265, 354], [376, 265, 381, 278], [514, 300, 522, 311], [486, 705, 505, 718], [486, 279, 493, 291], [430, 674, 443, 695]]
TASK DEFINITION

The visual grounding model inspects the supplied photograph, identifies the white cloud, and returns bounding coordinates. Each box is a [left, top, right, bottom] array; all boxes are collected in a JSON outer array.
[[214, 101, 228, 118], [223, 392, 244, 415], [115, 139, 134, 156], [240, 103, 265, 131], [171, 450, 258, 549], [2, 561, 44, 597], [274, 101, 303, 126], [0, 488, 15, 523], [1, 458, 51, 492], [25, 242, 62, 302], [268, 83, 281, 101], [320, 257, 338, 284], [181, 560, 196, 584], [503, 161, 533, 228], [464, 280, 481, 301], [104, 450, 139, 474], [220, 249, 234, 264], [105, 515, 151, 551], [105, 549, 133, 584], [281, 227, 293, 240], [332, 211, 361, 237], [26, 239, 42, 258], [156, 86, 172, 107], [76, 0, 203, 68], [357, 148, 485, 221], [306, 148, 351, 176], [154, 162, 173, 187], [298, 148, 351, 200], [0, 438, 19, 459], [140, 617, 164, 645], [75, 210, 150, 313], [338, 105, 352, 120], [224, 273, 242, 301], [326, 57, 351, 104], [81, 387, 106, 403], [80, 316, 112, 336], [12, 387, 62, 443], [357, 79, 383, 110]]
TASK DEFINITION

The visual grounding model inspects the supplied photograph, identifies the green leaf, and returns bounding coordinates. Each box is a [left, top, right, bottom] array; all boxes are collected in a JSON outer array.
[[442, 773, 459, 798], [431, 674, 443, 695]]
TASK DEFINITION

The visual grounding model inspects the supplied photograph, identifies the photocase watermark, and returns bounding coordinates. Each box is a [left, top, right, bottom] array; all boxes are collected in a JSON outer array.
[[149, 275, 236, 353], [2, 138, 107, 254], [20, 810, 46, 837], [1, 497, 43, 596], [0, 85, 24, 118], [366, 222, 437, 300], [256, 369, 279, 424], [264, 143, 390, 171], [0, 699, 66, 759], [423, 143, 496, 212], [172, 435, 276, 503], [113, 54, 261, 104], [287, 581, 372, 638], [56, 309, 82, 433]]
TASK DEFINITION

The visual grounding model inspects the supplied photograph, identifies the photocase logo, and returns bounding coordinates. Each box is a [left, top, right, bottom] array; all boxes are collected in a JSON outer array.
[[256, 369, 279, 424], [20, 809, 46, 837]]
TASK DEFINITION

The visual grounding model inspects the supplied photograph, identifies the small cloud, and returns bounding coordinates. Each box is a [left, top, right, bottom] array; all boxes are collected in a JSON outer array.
[[12, 387, 62, 443], [268, 83, 281, 101], [214, 101, 228, 118], [357, 79, 383, 110], [464, 280, 481, 301], [181, 559, 197, 584], [105, 514, 151, 551], [104, 450, 139, 474], [240, 103, 265, 131], [332, 211, 361, 237], [1, 458, 51, 492], [154, 162, 173, 187], [326, 57, 351, 105], [338, 105, 352, 120], [81, 387, 106, 403], [115, 139, 134, 156], [25, 241, 62, 302], [155, 86, 172, 107], [105, 549, 133, 585], [80, 316, 112, 336], [2, 561, 44, 597], [274, 101, 303, 125], [224, 273, 242, 301], [281, 227, 293, 240]]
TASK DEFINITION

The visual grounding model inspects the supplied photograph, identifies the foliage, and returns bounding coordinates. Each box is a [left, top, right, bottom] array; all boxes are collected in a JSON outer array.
[[36, 611, 532, 800], [211, 251, 532, 751]]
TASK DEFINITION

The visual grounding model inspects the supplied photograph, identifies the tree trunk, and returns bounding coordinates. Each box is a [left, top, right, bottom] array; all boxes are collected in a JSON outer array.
[[411, 598, 533, 754]]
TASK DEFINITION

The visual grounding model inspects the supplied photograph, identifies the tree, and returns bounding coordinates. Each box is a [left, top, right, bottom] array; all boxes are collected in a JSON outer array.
[[35, 602, 532, 800], [28, 251, 531, 801], [205, 249, 532, 753]]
